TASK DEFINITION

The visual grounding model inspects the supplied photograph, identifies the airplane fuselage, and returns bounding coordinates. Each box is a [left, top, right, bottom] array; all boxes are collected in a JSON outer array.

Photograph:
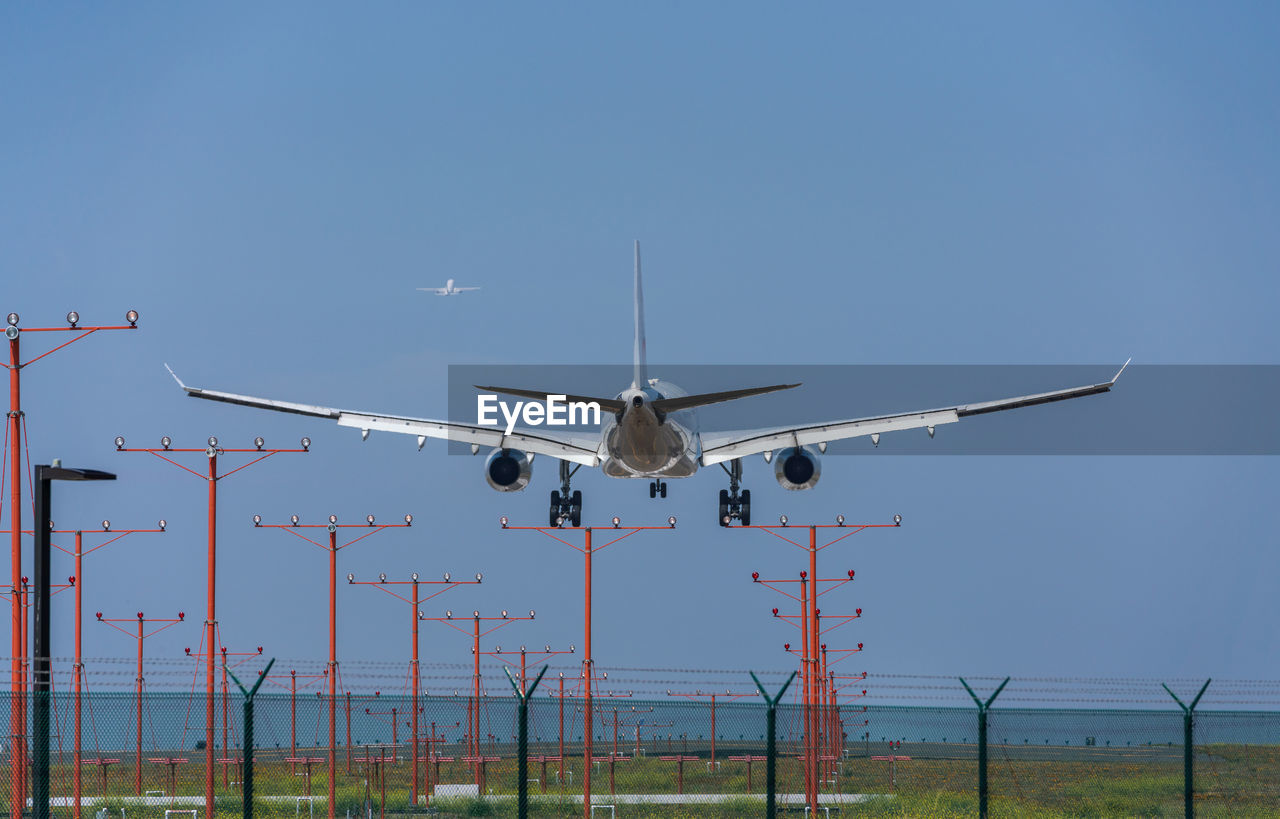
[[599, 380, 700, 478]]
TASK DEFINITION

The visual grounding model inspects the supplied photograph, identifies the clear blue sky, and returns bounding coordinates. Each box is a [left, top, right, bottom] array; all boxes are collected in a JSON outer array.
[[2, 3, 1277, 700]]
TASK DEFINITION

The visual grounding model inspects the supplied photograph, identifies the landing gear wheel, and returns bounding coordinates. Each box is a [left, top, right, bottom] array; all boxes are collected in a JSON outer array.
[[739, 489, 751, 527], [659, 482, 667, 498], [550, 490, 562, 527], [550, 460, 584, 527], [649, 482, 657, 499], [718, 489, 730, 527], [717, 458, 749, 526], [570, 490, 582, 527]]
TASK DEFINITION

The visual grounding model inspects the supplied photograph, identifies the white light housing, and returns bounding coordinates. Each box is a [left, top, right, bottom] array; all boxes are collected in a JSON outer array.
[[114, 436, 125, 449], [300, 437, 311, 450], [158, 519, 166, 531], [208, 436, 218, 448], [346, 573, 354, 582], [366, 514, 375, 525], [161, 436, 172, 450], [290, 515, 300, 526], [611, 516, 620, 527], [410, 572, 419, 582], [495, 646, 502, 653], [473, 611, 480, 618], [379, 573, 387, 583], [893, 514, 902, 526], [722, 515, 731, 525], [445, 610, 453, 619], [66, 311, 79, 327], [475, 572, 483, 582], [779, 515, 788, 526], [254, 436, 265, 450], [404, 514, 413, 525], [101, 520, 110, 531], [502, 610, 509, 618], [5, 313, 17, 326], [252, 514, 262, 525], [329, 514, 338, 524], [529, 609, 535, 618], [836, 514, 845, 526], [125, 309, 139, 326], [443, 572, 451, 582], [668, 516, 677, 527], [499, 515, 509, 527]]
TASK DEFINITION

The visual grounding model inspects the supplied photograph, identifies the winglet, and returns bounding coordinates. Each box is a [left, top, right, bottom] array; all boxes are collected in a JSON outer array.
[[164, 363, 189, 392], [1111, 357, 1132, 384]]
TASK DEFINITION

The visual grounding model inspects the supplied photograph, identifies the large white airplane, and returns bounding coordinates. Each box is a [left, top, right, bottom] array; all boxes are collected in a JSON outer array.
[[171, 242, 1127, 527], [418, 279, 480, 296]]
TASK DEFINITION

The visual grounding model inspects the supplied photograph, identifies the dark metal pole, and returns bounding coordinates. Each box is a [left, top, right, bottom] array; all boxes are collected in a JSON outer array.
[[32, 471, 51, 819], [752, 670, 796, 819], [1163, 679, 1211, 819], [961, 676, 1009, 819], [33, 465, 115, 819]]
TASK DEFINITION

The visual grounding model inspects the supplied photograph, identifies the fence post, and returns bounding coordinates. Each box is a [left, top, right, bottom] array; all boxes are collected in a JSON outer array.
[[751, 670, 796, 819], [227, 658, 275, 819], [1162, 679, 1211, 819], [505, 665, 548, 819], [960, 676, 1009, 819]]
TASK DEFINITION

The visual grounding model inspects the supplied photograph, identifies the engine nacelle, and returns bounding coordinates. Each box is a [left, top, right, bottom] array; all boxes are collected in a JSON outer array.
[[774, 446, 822, 491], [485, 448, 533, 492]]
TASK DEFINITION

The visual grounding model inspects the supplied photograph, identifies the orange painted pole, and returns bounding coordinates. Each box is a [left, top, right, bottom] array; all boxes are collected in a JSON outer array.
[[410, 578, 419, 807], [135, 617, 143, 796], [205, 451, 217, 816], [9, 330, 22, 819], [582, 527, 592, 819], [558, 674, 565, 785], [472, 616, 480, 787], [799, 572, 812, 807], [808, 525, 820, 811], [73, 533, 83, 819], [328, 528, 337, 819]]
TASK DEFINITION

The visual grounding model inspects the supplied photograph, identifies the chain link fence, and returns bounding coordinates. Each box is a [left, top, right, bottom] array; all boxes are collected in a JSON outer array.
[[1, 689, 1277, 817]]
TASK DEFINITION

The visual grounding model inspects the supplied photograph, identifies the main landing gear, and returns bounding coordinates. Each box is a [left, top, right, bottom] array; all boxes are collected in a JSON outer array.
[[717, 458, 750, 527], [649, 479, 667, 498], [550, 460, 582, 527]]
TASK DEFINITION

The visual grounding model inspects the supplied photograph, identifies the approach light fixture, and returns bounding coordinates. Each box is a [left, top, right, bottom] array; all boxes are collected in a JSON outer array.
[[404, 514, 413, 525], [410, 572, 419, 582], [445, 610, 453, 619], [66, 311, 79, 328], [157, 519, 166, 531], [443, 572, 451, 582], [752, 572, 759, 581], [254, 436, 265, 450], [722, 515, 731, 526], [611, 516, 620, 528], [300, 437, 311, 450], [125, 309, 139, 326], [290, 515, 299, 526], [836, 514, 845, 526], [529, 609, 535, 618], [499, 515, 509, 528], [161, 436, 172, 450], [208, 436, 218, 448], [475, 572, 483, 582], [346, 573, 354, 583], [378, 573, 386, 583], [473, 611, 480, 618], [495, 646, 502, 653], [893, 514, 902, 526], [252, 515, 262, 526], [543, 645, 550, 653], [328, 514, 338, 524], [47, 521, 53, 530], [779, 515, 788, 526], [4, 326, 16, 340], [668, 515, 677, 527], [114, 436, 125, 450], [502, 610, 509, 618], [555, 515, 565, 527], [366, 514, 375, 525], [6, 313, 18, 326], [569, 644, 575, 652], [101, 520, 110, 531]]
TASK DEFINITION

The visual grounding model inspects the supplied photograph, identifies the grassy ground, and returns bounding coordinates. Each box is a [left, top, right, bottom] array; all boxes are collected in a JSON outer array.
[[26, 743, 1280, 817]]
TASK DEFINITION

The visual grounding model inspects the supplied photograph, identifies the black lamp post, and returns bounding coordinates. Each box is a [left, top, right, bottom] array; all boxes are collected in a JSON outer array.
[[33, 463, 116, 819]]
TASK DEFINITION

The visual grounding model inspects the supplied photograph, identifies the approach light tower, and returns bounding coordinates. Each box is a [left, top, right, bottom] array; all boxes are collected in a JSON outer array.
[[3, 309, 138, 819]]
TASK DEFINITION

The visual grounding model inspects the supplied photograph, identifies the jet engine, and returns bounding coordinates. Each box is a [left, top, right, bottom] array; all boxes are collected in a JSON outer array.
[[774, 446, 822, 491], [485, 448, 533, 492]]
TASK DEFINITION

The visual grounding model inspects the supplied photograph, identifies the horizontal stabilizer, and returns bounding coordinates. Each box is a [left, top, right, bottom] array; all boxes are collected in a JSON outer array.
[[474, 385, 627, 414], [651, 383, 800, 414]]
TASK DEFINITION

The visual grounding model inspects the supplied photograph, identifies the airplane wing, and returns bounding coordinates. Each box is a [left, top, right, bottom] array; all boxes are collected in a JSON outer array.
[[165, 366, 601, 466], [416, 287, 450, 295], [453, 286, 481, 292], [699, 361, 1129, 466]]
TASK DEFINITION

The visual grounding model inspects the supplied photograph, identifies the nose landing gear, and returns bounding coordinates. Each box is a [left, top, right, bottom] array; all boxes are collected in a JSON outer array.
[[717, 458, 750, 526], [550, 460, 582, 527], [649, 479, 667, 499]]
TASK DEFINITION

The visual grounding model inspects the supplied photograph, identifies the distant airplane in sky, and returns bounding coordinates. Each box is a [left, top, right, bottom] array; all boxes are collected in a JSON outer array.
[[418, 279, 480, 296], [171, 242, 1126, 527]]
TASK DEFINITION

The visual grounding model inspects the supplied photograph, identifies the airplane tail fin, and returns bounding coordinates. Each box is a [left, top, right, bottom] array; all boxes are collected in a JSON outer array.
[[633, 240, 648, 389]]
